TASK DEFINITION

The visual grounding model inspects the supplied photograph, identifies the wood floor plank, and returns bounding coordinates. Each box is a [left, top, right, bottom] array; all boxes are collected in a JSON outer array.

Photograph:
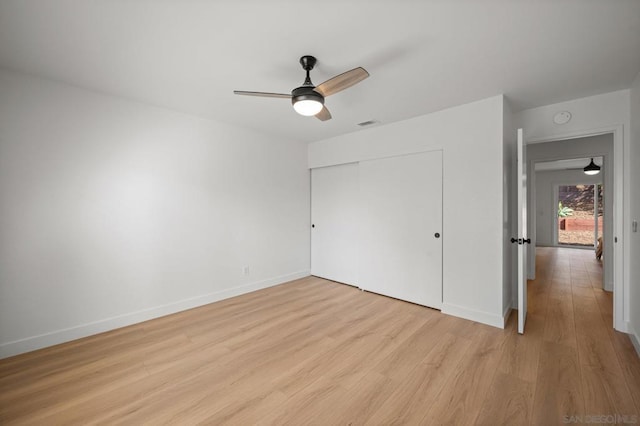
[[609, 330, 640, 413], [202, 389, 289, 426], [311, 371, 394, 426], [531, 341, 585, 425], [573, 287, 638, 417], [543, 287, 578, 349], [257, 375, 346, 425], [580, 363, 633, 417], [530, 280, 551, 313], [421, 326, 507, 425], [497, 312, 545, 383], [474, 372, 535, 426], [371, 312, 449, 382], [364, 332, 472, 425], [1, 331, 191, 404], [1, 247, 639, 425]]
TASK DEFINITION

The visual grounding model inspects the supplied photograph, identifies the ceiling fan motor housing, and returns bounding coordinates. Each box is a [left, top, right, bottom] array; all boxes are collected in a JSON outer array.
[[291, 86, 324, 107]]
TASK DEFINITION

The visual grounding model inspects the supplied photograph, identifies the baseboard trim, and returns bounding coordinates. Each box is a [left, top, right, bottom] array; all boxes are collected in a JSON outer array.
[[616, 319, 630, 334], [0, 270, 310, 359], [628, 324, 640, 358], [502, 305, 513, 328], [441, 302, 505, 329]]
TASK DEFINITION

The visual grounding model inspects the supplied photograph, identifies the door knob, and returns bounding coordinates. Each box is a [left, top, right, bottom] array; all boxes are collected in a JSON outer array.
[[434, 232, 440, 238]]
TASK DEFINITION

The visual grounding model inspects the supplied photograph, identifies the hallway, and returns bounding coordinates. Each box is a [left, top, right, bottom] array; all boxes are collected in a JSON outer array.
[[524, 246, 640, 423]]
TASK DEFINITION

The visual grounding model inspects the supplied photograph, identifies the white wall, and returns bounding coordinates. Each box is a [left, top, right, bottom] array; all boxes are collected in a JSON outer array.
[[534, 169, 604, 247], [309, 95, 507, 327], [515, 90, 630, 332], [0, 70, 310, 358], [630, 71, 640, 353]]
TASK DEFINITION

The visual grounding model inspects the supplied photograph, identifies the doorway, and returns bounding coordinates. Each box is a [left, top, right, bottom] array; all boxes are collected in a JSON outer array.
[[529, 140, 612, 290], [526, 131, 623, 330], [556, 183, 604, 248]]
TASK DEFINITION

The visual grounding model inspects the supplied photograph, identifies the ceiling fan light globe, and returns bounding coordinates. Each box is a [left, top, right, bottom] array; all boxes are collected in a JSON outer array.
[[293, 99, 324, 116], [291, 87, 324, 117]]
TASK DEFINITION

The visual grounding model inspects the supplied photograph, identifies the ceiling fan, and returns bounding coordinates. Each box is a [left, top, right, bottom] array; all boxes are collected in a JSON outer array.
[[234, 55, 369, 121]]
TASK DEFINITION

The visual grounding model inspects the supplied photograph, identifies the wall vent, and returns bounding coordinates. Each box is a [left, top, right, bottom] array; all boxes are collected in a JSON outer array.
[[357, 120, 379, 127]]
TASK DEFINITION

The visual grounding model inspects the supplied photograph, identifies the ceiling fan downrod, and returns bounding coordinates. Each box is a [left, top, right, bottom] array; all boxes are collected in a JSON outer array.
[[299, 55, 317, 86]]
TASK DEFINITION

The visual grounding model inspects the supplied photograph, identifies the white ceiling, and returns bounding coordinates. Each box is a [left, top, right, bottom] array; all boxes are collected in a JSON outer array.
[[1, 1, 639, 143]]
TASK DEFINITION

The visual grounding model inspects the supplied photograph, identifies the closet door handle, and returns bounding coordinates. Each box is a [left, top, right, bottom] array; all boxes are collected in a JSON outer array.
[[434, 233, 440, 238]]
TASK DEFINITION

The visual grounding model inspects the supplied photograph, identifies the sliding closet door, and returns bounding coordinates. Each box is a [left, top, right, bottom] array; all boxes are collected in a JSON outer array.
[[359, 151, 443, 309], [311, 163, 359, 286]]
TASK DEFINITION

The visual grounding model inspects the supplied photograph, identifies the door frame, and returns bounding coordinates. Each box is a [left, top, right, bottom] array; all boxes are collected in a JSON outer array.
[[525, 125, 625, 332]]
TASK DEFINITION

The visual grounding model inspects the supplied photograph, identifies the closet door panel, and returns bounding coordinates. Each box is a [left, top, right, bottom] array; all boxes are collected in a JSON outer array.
[[359, 151, 442, 308], [311, 163, 359, 285]]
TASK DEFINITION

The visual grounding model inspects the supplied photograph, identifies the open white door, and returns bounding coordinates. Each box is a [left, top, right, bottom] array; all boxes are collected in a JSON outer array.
[[516, 128, 529, 334]]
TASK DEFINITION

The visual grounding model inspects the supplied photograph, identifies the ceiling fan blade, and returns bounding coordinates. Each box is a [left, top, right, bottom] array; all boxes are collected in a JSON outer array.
[[315, 106, 332, 121], [315, 67, 369, 97], [233, 91, 291, 99]]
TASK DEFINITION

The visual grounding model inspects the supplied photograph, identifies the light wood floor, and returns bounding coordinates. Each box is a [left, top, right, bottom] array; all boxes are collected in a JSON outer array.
[[1, 247, 639, 425]]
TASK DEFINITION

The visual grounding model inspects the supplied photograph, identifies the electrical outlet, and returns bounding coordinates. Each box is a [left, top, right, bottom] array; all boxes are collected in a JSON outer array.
[[242, 266, 250, 275]]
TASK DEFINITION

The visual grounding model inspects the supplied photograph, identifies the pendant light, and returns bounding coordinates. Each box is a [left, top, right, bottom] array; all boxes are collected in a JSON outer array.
[[583, 158, 601, 175]]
